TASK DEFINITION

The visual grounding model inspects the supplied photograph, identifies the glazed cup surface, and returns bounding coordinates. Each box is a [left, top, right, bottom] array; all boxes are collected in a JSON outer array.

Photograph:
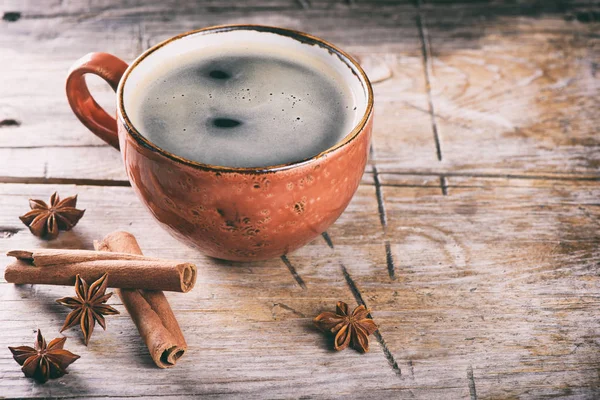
[[67, 25, 374, 261]]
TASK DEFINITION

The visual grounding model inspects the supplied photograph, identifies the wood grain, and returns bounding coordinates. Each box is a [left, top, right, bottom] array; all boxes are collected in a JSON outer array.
[[1, 0, 599, 398], [3, 1, 597, 180], [1, 178, 599, 398], [415, 1, 600, 177], [378, 177, 600, 399], [0, 0, 432, 180]]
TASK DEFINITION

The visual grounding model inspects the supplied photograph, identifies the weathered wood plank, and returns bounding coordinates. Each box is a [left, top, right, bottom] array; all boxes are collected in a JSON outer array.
[[0, 50, 423, 146], [5, 1, 598, 180], [0, 147, 127, 181], [0, 149, 375, 186], [370, 177, 600, 399], [1, 176, 599, 398], [0, 182, 402, 399], [5, 2, 599, 179], [1, 1, 600, 398], [0, 52, 433, 180], [0, 1, 430, 180], [1, 0, 417, 17], [0, 0, 419, 148], [410, 1, 600, 177]]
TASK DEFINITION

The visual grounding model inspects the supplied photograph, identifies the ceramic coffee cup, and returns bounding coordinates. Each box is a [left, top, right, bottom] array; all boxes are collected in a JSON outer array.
[[66, 25, 373, 261]]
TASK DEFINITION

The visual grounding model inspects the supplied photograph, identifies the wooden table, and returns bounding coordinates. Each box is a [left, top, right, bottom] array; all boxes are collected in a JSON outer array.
[[1, 1, 599, 398]]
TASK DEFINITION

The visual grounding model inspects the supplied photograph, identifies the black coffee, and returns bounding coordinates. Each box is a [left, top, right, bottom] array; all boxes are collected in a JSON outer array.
[[133, 49, 356, 167]]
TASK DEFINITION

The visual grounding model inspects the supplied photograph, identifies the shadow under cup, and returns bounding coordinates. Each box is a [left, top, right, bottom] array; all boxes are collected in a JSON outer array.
[[72, 25, 373, 261]]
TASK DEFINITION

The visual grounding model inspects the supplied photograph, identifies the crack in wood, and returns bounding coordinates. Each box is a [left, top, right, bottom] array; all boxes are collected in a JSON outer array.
[[280, 255, 307, 289], [340, 262, 402, 376], [18, 5, 305, 21], [440, 175, 448, 195], [1, 170, 596, 190], [372, 330, 402, 377], [271, 303, 306, 319], [295, 0, 311, 9], [577, 206, 600, 229], [2, 12, 21, 22], [326, 234, 400, 374], [0, 144, 110, 149], [467, 365, 477, 400], [136, 23, 145, 54], [0, 118, 21, 127], [378, 183, 441, 189], [373, 165, 388, 228], [415, 0, 443, 162], [12, 391, 247, 398], [0, 227, 22, 239], [323, 230, 399, 374], [385, 241, 396, 281], [570, 343, 583, 354], [377, 171, 600, 182], [0, 177, 131, 186], [321, 231, 334, 249]]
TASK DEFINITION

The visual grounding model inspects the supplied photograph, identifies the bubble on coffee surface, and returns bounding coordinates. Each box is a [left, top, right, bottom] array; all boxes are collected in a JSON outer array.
[[211, 118, 242, 128], [134, 50, 356, 168], [208, 69, 230, 80]]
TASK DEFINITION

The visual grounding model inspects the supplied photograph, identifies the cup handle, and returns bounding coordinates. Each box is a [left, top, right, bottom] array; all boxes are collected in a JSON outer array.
[[66, 52, 129, 150]]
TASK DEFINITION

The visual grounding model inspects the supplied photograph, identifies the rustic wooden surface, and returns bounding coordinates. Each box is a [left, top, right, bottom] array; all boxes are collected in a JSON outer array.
[[1, 0, 599, 398]]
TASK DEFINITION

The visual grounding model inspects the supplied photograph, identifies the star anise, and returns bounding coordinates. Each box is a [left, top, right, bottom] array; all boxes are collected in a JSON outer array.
[[313, 301, 378, 353], [56, 273, 119, 345], [19, 192, 85, 240], [8, 330, 80, 383]]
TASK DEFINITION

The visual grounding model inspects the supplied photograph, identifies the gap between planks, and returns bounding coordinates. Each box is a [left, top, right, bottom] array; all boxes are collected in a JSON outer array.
[[467, 365, 477, 400], [370, 146, 388, 228], [415, 0, 442, 164], [322, 232, 402, 377], [0, 177, 131, 186], [1, 172, 598, 189], [279, 231, 403, 377], [280, 255, 307, 289], [340, 262, 402, 376], [295, 0, 311, 10], [385, 240, 396, 281], [2, 173, 599, 188], [440, 175, 448, 196], [414, 0, 446, 198], [372, 165, 388, 227]]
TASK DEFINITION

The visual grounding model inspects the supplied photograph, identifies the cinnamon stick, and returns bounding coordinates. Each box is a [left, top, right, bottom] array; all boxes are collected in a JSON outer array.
[[94, 231, 187, 368], [5, 249, 196, 292]]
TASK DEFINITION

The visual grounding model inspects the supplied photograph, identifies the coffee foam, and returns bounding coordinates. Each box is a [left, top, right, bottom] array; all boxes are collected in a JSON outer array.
[[127, 41, 358, 168]]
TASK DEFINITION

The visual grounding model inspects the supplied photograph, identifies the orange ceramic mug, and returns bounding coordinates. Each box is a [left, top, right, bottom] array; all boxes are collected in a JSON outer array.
[[66, 25, 373, 261]]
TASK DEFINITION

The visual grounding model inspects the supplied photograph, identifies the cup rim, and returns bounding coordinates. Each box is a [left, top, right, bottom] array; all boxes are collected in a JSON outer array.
[[117, 24, 374, 173]]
